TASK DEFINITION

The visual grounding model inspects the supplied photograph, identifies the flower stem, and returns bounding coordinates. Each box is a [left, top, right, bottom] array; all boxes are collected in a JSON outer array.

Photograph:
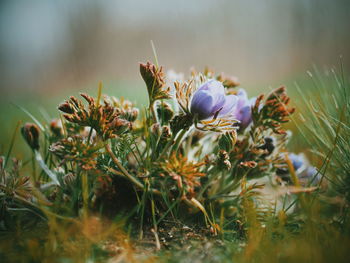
[[158, 127, 189, 160], [35, 150, 60, 186], [105, 143, 144, 189], [170, 128, 188, 153], [157, 133, 176, 160], [105, 143, 161, 195], [149, 101, 157, 123]]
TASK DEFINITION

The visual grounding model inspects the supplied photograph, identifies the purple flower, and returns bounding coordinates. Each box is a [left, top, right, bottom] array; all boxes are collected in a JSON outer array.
[[299, 166, 321, 185], [289, 153, 305, 171], [277, 153, 306, 176], [190, 80, 238, 120], [277, 152, 321, 186], [232, 89, 256, 129]]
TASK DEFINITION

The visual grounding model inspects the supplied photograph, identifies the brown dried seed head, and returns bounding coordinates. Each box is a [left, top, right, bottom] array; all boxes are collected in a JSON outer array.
[[161, 126, 172, 139], [239, 161, 257, 168], [50, 119, 63, 137], [21, 123, 40, 150], [254, 94, 264, 108], [151, 123, 161, 136], [58, 101, 75, 114], [70, 96, 80, 107], [140, 61, 167, 100], [80, 93, 95, 105], [217, 74, 240, 88]]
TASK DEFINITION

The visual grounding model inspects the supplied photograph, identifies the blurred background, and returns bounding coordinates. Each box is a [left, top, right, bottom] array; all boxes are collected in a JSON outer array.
[[0, 0, 349, 153]]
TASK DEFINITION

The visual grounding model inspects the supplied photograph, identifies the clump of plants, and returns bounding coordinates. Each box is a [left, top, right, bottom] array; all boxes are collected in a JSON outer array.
[[1, 61, 348, 262]]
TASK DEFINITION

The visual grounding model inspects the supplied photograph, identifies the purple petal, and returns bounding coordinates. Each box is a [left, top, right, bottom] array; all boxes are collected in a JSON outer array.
[[191, 80, 226, 120], [289, 153, 305, 171], [197, 79, 225, 95], [236, 89, 249, 109], [218, 95, 238, 116], [238, 105, 252, 128], [298, 166, 321, 186], [190, 90, 215, 120]]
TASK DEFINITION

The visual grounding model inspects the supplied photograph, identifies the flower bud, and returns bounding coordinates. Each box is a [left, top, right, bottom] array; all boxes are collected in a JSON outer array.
[[239, 161, 257, 168], [258, 136, 275, 157], [140, 62, 170, 103], [217, 150, 231, 170], [128, 108, 139, 122], [111, 118, 131, 135], [156, 102, 174, 124], [160, 126, 172, 140], [50, 119, 63, 138], [58, 101, 75, 114], [151, 123, 161, 137], [21, 123, 40, 150], [170, 114, 193, 134], [217, 73, 240, 88]]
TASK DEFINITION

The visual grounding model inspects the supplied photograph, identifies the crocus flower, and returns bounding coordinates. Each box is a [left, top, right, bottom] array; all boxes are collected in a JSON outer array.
[[277, 153, 321, 186], [232, 89, 256, 129], [298, 166, 321, 185], [289, 153, 305, 172], [190, 79, 238, 120], [277, 153, 306, 176]]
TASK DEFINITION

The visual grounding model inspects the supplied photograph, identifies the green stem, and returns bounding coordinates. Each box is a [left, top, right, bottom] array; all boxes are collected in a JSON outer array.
[[35, 150, 60, 186], [105, 143, 161, 195], [4, 121, 21, 169], [157, 127, 189, 160], [170, 128, 188, 153], [105, 143, 144, 190], [157, 133, 176, 160], [149, 101, 157, 124], [31, 151, 36, 182], [197, 166, 219, 199], [87, 127, 94, 145]]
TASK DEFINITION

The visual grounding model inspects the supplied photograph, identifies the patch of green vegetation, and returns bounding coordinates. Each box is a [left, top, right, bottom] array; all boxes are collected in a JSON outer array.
[[0, 63, 349, 263]]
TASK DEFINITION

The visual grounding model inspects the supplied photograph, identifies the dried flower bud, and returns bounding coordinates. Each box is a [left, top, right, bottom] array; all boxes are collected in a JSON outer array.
[[217, 73, 240, 88], [50, 136, 99, 170], [109, 118, 131, 136], [21, 123, 40, 150], [161, 126, 172, 140], [217, 150, 231, 170], [110, 97, 139, 122], [154, 126, 172, 156], [239, 161, 257, 168], [128, 108, 139, 122], [258, 137, 275, 157], [151, 123, 161, 137], [140, 62, 170, 103], [267, 86, 286, 101], [80, 93, 94, 105], [170, 114, 194, 134], [58, 101, 75, 114], [156, 102, 174, 124], [50, 119, 63, 138], [252, 87, 294, 134]]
